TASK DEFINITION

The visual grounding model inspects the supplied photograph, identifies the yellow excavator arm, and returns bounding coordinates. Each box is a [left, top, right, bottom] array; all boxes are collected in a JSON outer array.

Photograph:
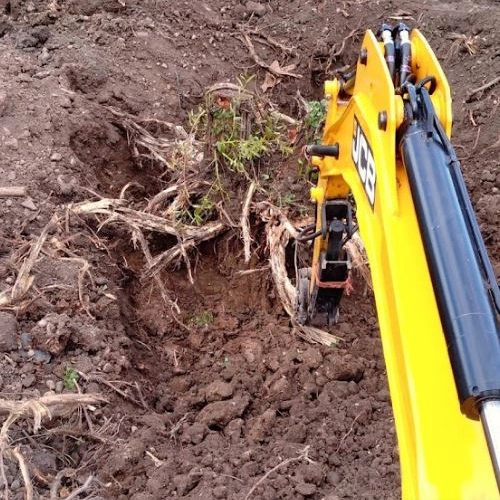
[[297, 25, 500, 499]]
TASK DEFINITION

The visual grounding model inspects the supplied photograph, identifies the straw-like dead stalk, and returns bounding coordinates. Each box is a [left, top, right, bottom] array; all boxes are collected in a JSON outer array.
[[0, 393, 106, 500], [264, 211, 341, 346], [345, 232, 372, 290], [107, 106, 204, 174], [0, 215, 59, 309], [242, 182, 256, 263]]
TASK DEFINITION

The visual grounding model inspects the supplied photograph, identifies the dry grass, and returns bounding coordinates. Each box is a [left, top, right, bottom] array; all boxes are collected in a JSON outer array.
[[0, 215, 58, 310], [263, 208, 341, 346], [345, 232, 372, 290], [107, 106, 204, 175], [446, 32, 478, 59], [0, 393, 106, 500]]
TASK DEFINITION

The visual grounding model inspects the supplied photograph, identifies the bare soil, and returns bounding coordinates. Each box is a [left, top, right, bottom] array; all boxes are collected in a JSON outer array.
[[0, 1, 498, 499]]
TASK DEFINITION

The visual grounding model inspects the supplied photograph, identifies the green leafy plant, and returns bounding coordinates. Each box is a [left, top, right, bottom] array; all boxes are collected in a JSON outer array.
[[191, 310, 214, 327], [305, 100, 327, 141], [199, 79, 294, 183], [188, 195, 215, 226], [63, 367, 79, 391]]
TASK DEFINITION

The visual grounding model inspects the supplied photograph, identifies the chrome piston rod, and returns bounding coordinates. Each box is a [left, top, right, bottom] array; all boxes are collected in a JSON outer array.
[[480, 399, 500, 489]]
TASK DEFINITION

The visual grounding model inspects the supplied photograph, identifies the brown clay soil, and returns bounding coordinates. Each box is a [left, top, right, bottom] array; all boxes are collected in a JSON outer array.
[[0, 0, 498, 499]]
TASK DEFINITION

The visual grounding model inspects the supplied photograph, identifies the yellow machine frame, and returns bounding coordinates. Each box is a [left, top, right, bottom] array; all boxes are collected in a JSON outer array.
[[309, 30, 499, 499]]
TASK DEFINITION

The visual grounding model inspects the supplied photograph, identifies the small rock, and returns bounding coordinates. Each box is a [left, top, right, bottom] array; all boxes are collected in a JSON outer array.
[[102, 362, 113, 373], [183, 422, 207, 445], [30, 349, 52, 364], [245, 1, 267, 17], [20, 332, 32, 349], [295, 482, 316, 497], [0, 90, 7, 117], [0, 312, 18, 352], [213, 485, 227, 499], [204, 380, 233, 402], [34, 70, 51, 79], [50, 152, 62, 162], [173, 472, 201, 496], [326, 470, 341, 485], [22, 374, 36, 388], [46, 379, 56, 390], [55, 381, 64, 393], [7, 171, 16, 181], [56, 175, 77, 196], [196, 395, 250, 426], [21, 198, 37, 211]]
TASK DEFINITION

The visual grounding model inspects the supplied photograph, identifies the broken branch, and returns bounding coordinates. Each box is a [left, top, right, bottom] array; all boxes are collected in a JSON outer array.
[[241, 182, 256, 263], [238, 33, 302, 78]]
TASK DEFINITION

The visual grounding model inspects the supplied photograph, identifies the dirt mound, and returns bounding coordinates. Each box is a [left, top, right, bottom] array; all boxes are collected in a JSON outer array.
[[0, 0, 498, 499]]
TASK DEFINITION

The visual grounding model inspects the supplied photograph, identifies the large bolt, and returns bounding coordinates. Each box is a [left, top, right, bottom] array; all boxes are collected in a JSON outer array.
[[378, 111, 387, 131], [360, 48, 368, 65]]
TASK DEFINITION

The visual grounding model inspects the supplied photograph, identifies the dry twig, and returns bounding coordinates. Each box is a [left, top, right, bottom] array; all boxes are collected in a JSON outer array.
[[0, 394, 105, 500], [245, 29, 296, 55], [244, 446, 313, 499], [238, 33, 302, 78], [0, 215, 58, 308], [0, 187, 27, 197], [467, 76, 500, 101], [106, 106, 203, 173], [241, 182, 256, 263], [62, 474, 94, 500]]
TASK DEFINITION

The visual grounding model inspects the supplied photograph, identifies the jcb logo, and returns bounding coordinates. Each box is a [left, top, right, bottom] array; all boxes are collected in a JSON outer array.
[[352, 118, 376, 208]]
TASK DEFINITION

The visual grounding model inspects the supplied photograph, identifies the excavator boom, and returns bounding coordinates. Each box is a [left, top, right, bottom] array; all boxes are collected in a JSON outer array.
[[298, 26, 500, 498]]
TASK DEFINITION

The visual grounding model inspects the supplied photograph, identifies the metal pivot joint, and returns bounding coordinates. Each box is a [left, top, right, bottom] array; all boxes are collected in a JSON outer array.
[[297, 200, 355, 327]]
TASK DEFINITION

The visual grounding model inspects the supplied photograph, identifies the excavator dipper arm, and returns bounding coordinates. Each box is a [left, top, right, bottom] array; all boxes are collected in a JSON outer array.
[[297, 26, 500, 499]]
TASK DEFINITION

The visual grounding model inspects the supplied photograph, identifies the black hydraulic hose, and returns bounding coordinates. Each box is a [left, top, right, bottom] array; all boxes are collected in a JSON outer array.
[[399, 25, 411, 85], [393, 23, 411, 87], [297, 224, 322, 242], [380, 23, 395, 83]]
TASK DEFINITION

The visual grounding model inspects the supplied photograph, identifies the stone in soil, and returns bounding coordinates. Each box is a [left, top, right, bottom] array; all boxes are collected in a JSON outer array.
[[196, 395, 250, 426], [0, 312, 18, 352]]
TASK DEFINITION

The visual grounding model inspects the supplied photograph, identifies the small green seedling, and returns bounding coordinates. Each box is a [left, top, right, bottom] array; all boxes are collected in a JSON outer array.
[[191, 311, 214, 328], [63, 367, 79, 390], [305, 100, 327, 141]]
